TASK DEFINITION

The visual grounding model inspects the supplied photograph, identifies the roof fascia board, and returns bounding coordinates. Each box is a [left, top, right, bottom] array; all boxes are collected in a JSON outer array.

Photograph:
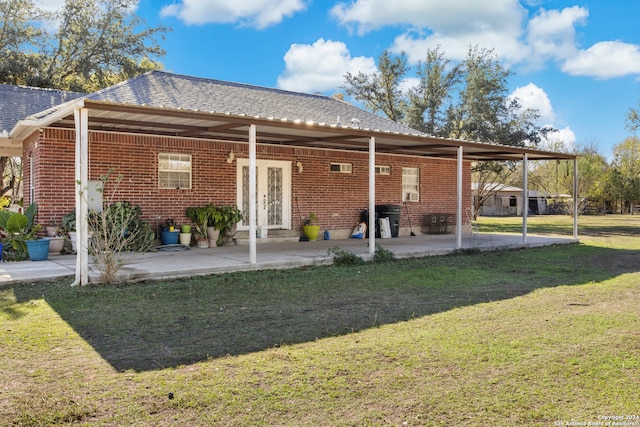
[[80, 99, 577, 161], [10, 99, 86, 141]]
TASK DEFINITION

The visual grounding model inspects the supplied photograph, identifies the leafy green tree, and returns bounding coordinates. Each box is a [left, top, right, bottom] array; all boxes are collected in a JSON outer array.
[[404, 46, 461, 135], [343, 46, 554, 218], [0, 0, 168, 91], [343, 50, 408, 123], [609, 137, 640, 213], [0, 0, 49, 85], [625, 101, 640, 134]]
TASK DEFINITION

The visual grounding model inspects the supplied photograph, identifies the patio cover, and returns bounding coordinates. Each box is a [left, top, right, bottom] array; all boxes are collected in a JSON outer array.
[[4, 73, 578, 286]]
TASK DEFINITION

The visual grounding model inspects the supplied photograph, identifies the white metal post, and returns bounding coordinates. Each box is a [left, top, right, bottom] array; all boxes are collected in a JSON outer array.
[[72, 107, 89, 286], [573, 157, 579, 238], [249, 124, 257, 264], [369, 137, 376, 256], [456, 146, 463, 249], [523, 153, 528, 244]]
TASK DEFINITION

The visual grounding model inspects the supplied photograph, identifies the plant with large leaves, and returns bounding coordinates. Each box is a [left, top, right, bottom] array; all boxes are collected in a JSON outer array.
[[0, 203, 41, 258]]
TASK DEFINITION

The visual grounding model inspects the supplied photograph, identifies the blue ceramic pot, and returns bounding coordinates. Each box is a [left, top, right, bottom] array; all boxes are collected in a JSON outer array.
[[161, 230, 179, 245], [26, 239, 50, 261]]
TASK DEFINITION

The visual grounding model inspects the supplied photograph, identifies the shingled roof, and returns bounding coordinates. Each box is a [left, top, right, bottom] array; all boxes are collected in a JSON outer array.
[[0, 84, 85, 134], [5, 71, 575, 162], [85, 71, 423, 136]]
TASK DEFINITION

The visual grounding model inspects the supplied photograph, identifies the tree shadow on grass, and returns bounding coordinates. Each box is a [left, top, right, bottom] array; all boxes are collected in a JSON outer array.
[[9, 244, 640, 372]]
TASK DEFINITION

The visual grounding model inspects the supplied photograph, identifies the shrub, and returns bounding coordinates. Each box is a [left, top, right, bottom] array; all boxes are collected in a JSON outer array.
[[328, 246, 365, 265]]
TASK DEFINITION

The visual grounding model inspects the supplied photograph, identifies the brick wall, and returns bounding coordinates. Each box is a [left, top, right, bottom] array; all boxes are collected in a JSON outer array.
[[25, 128, 471, 235]]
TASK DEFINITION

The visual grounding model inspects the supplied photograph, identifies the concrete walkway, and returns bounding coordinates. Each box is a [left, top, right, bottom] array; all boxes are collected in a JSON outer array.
[[0, 232, 577, 285]]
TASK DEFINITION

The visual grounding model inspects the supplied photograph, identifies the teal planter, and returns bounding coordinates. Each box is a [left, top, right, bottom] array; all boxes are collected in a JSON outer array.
[[26, 239, 50, 261], [161, 230, 179, 245]]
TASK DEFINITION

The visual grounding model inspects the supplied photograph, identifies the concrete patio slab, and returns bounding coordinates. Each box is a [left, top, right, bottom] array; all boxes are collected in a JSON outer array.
[[0, 232, 578, 286]]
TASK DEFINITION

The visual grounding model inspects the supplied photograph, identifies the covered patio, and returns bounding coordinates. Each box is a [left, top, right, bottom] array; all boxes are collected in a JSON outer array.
[[0, 231, 577, 285], [5, 73, 578, 286]]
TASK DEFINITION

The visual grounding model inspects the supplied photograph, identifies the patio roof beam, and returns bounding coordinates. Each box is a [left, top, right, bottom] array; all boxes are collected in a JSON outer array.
[[45, 100, 578, 163]]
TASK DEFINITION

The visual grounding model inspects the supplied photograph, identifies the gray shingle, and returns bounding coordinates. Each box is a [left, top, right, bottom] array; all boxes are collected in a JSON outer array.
[[0, 84, 85, 133], [88, 71, 424, 135]]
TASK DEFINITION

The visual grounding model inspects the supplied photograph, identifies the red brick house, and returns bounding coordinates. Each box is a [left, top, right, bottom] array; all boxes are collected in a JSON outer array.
[[1, 72, 576, 284]]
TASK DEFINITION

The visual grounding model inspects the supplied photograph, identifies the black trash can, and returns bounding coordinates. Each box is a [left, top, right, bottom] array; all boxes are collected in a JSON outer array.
[[376, 204, 401, 237], [361, 209, 378, 238]]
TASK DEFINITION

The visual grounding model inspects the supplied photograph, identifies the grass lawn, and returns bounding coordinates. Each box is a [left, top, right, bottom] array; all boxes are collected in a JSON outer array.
[[1, 215, 639, 426]]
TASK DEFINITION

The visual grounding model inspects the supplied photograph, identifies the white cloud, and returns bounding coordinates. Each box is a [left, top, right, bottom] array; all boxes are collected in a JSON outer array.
[[332, 0, 527, 63], [508, 84, 576, 151], [391, 29, 525, 64], [526, 6, 588, 66], [277, 38, 377, 93], [542, 127, 576, 152], [36, 0, 65, 11], [509, 83, 555, 123], [160, 0, 307, 28], [562, 41, 640, 79], [331, 0, 523, 35]]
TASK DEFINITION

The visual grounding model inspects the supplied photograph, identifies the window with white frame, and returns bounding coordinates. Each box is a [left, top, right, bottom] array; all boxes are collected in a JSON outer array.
[[402, 167, 419, 202], [330, 162, 352, 173], [375, 165, 391, 175], [158, 153, 192, 189]]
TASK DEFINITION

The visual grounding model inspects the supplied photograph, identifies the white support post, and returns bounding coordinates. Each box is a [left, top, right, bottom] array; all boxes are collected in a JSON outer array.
[[573, 157, 579, 238], [456, 146, 463, 249], [71, 107, 89, 286], [249, 124, 257, 264], [523, 153, 529, 244], [368, 136, 376, 256]]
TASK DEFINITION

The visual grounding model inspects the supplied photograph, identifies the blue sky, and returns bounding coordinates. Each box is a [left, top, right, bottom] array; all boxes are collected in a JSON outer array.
[[45, 1, 640, 157]]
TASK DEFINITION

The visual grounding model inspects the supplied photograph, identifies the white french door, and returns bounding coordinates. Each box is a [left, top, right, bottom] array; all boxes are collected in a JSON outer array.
[[237, 159, 291, 231]]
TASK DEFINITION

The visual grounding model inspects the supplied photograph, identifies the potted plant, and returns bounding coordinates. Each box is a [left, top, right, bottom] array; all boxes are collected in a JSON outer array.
[[302, 212, 320, 241], [0, 203, 49, 261], [46, 222, 59, 237], [185, 206, 209, 248], [212, 205, 243, 246], [43, 221, 64, 253], [178, 225, 192, 246], [62, 210, 77, 252], [205, 203, 221, 247], [159, 219, 179, 245]]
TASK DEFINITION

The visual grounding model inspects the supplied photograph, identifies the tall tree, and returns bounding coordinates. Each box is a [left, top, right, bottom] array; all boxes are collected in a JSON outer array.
[[626, 101, 640, 134], [0, 0, 168, 92], [343, 47, 553, 218], [609, 137, 640, 213], [343, 50, 408, 123], [0, 0, 49, 85], [405, 46, 461, 135]]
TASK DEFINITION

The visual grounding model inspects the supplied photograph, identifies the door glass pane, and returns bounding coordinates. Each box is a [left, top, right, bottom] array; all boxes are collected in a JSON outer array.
[[242, 166, 249, 226], [267, 167, 283, 226]]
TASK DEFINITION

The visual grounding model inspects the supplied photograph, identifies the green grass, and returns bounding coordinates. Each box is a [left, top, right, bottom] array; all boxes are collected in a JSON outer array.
[[1, 215, 639, 426]]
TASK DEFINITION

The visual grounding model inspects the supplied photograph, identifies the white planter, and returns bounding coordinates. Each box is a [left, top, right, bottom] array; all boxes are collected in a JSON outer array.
[[69, 232, 77, 252], [68, 231, 93, 252], [48, 236, 65, 253], [207, 227, 220, 247], [179, 232, 192, 246]]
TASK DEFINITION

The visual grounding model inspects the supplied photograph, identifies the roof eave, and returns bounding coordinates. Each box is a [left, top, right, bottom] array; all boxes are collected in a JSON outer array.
[[9, 98, 86, 142]]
